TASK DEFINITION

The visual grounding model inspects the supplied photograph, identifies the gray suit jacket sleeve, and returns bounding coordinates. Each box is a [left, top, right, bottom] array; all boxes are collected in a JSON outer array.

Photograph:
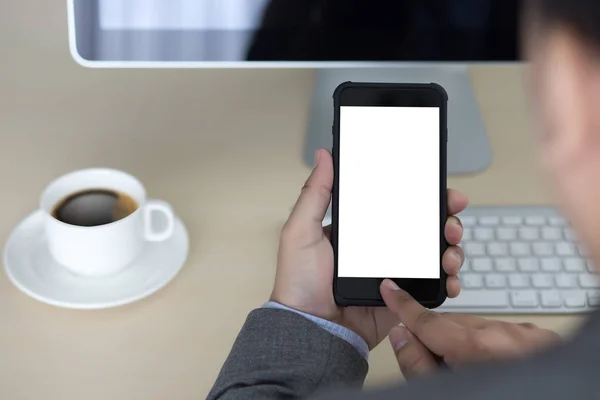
[[211, 307, 600, 400], [208, 308, 368, 399]]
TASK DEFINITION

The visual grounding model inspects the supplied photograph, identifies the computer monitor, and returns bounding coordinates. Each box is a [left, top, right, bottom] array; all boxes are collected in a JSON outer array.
[[68, 0, 521, 174]]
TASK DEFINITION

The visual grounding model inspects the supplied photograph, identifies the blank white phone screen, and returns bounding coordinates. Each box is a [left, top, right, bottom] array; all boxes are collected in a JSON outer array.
[[338, 106, 440, 279]]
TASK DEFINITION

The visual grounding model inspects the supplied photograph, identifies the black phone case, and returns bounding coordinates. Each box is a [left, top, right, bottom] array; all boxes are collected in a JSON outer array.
[[332, 81, 449, 308]]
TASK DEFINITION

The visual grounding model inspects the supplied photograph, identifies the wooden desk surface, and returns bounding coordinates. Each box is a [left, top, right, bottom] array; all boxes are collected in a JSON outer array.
[[0, 2, 586, 399]]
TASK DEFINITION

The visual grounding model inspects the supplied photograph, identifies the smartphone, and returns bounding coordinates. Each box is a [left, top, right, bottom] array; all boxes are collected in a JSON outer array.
[[332, 82, 448, 308]]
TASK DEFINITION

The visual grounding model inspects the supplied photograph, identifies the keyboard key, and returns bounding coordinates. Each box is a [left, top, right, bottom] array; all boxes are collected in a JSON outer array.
[[462, 228, 472, 241], [511, 291, 539, 308], [564, 228, 577, 241], [542, 227, 562, 240], [556, 242, 576, 256], [587, 261, 596, 273], [588, 292, 600, 307], [578, 274, 600, 288], [510, 243, 531, 256], [519, 228, 539, 241], [472, 258, 493, 272], [556, 274, 577, 288], [475, 228, 494, 241], [564, 258, 585, 272], [465, 243, 486, 257], [480, 217, 500, 226], [497, 228, 517, 241], [502, 216, 522, 225], [541, 258, 562, 272], [541, 291, 561, 308], [518, 258, 539, 272], [462, 274, 483, 289], [564, 292, 586, 308], [526, 216, 546, 225], [443, 291, 508, 309], [549, 216, 566, 226], [487, 242, 508, 256], [461, 259, 470, 272], [532, 274, 554, 288], [509, 274, 529, 288], [578, 245, 588, 257], [495, 258, 516, 272], [533, 242, 554, 256], [485, 274, 507, 289], [461, 216, 476, 226]]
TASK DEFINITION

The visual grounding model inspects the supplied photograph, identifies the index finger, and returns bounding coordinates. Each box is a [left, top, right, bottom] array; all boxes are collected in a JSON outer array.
[[380, 280, 467, 355]]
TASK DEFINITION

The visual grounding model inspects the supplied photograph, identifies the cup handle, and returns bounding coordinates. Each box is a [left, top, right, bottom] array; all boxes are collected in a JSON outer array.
[[143, 200, 176, 242]]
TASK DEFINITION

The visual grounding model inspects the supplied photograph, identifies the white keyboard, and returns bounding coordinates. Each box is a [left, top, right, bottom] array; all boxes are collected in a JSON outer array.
[[439, 206, 599, 314], [322, 206, 600, 314]]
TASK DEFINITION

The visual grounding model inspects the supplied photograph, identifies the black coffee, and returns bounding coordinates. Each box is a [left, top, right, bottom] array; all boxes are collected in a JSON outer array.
[[52, 189, 139, 227]]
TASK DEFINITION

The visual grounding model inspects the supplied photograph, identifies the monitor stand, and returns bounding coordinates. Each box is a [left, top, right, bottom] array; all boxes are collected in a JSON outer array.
[[304, 66, 493, 175]]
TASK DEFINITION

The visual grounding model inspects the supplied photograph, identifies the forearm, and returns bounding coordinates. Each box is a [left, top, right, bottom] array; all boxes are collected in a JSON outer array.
[[208, 308, 368, 400]]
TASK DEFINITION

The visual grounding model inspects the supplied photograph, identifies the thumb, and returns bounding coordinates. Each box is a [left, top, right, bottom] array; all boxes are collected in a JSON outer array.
[[389, 326, 438, 380], [286, 149, 333, 235]]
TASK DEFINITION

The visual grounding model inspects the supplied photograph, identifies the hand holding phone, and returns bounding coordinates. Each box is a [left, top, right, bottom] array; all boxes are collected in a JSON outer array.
[[270, 148, 467, 349], [332, 82, 450, 307]]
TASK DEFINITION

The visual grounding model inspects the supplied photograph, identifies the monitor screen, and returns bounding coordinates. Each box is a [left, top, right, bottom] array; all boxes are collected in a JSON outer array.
[[70, 0, 521, 64]]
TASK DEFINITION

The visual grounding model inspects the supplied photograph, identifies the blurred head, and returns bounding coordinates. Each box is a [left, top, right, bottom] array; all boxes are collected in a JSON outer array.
[[523, 1, 600, 263]]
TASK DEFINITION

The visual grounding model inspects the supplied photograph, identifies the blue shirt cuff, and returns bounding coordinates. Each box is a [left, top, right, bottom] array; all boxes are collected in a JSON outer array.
[[262, 301, 370, 360]]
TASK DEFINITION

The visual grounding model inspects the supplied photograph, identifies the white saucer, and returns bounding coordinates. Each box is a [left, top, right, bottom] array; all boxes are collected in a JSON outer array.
[[3, 211, 189, 309]]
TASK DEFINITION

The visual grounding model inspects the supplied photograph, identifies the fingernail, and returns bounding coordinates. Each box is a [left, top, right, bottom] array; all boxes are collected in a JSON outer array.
[[384, 279, 401, 291], [452, 251, 462, 264], [313, 150, 321, 167], [389, 327, 409, 351]]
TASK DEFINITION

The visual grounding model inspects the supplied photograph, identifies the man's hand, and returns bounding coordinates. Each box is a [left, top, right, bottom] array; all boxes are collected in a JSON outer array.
[[380, 280, 561, 379], [270, 148, 469, 350]]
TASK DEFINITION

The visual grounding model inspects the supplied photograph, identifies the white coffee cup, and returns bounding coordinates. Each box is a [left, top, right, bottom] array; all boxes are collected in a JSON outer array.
[[40, 168, 175, 277]]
